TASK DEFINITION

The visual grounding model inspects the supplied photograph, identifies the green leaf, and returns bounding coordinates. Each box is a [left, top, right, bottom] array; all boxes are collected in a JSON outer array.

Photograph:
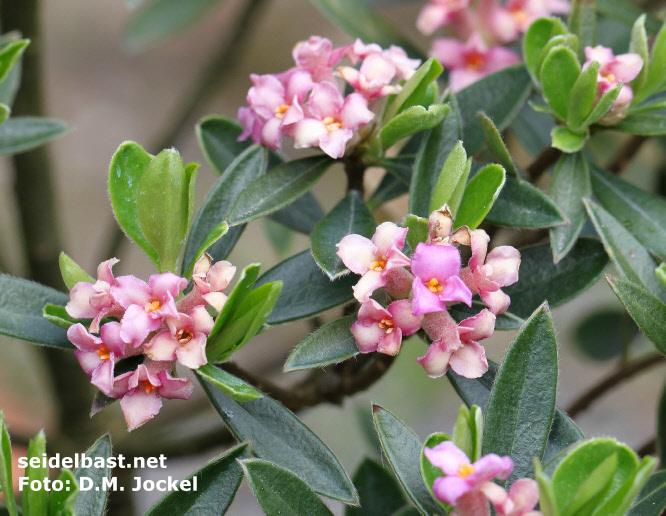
[[0, 40, 28, 87], [404, 215, 429, 250], [0, 275, 71, 347], [23, 430, 48, 516], [504, 238, 608, 318], [346, 458, 408, 516], [72, 435, 112, 516], [0, 104, 9, 126], [0, 413, 17, 516], [639, 20, 666, 103], [181, 221, 228, 278], [48, 469, 78, 516], [606, 276, 666, 356], [551, 125, 589, 153], [562, 453, 619, 516], [523, 17, 568, 81], [449, 302, 524, 330], [137, 149, 194, 273], [585, 200, 666, 302], [0, 117, 67, 155], [550, 152, 591, 261], [209, 263, 261, 341], [596, 0, 661, 33], [483, 303, 558, 484], [420, 433, 451, 512], [269, 191, 324, 235], [409, 100, 461, 218], [535, 34, 580, 86], [311, 191, 376, 279], [228, 155, 333, 225], [573, 308, 638, 361], [658, 264, 666, 290], [377, 156, 413, 185], [145, 443, 250, 515], [568, 61, 600, 131], [42, 304, 79, 330], [384, 58, 443, 122], [284, 315, 358, 372], [184, 145, 266, 267], [614, 114, 666, 136], [240, 459, 334, 515], [486, 174, 567, 228], [124, 0, 221, 50], [256, 251, 356, 325], [479, 113, 517, 177], [535, 460, 558, 516], [58, 252, 94, 290], [454, 164, 506, 230], [108, 141, 157, 264], [542, 46, 581, 121], [372, 405, 441, 516], [380, 104, 449, 152], [452, 405, 483, 462], [308, 0, 423, 59], [568, 0, 596, 61], [590, 165, 666, 260], [629, 15, 649, 97], [583, 83, 622, 126], [428, 141, 467, 214], [200, 380, 358, 503], [196, 364, 262, 402], [197, 115, 252, 175], [627, 470, 666, 516], [457, 65, 532, 155]]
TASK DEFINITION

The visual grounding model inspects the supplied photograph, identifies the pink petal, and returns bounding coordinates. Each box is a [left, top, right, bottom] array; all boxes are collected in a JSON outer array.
[[74, 349, 102, 377], [156, 371, 193, 399], [484, 47, 522, 73], [318, 127, 353, 159], [424, 441, 470, 475], [486, 8, 520, 44], [351, 319, 386, 353], [386, 247, 412, 270], [440, 276, 473, 306], [338, 93, 374, 130], [120, 305, 162, 347], [149, 272, 188, 301], [190, 305, 215, 334], [120, 389, 163, 431], [66, 282, 98, 319], [67, 323, 102, 353], [469, 454, 514, 483], [450, 69, 485, 92], [291, 118, 328, 149], [336, 234, 378, 275], [175, 334, 208, 369], [486, 246, 521, 287], [411, 243, 462, 284], [99, 321, 127, 357], [433, 476, 471, 506], [308, 81, 344, 120], [412, 277, 448, 315], [607, 53, 644, 82], [372, 222, 408, 257], [91, 358, 116, 394], [203, 292, 228, 312], [377, 328, 403, 355], [353, 270, 386, 303], [585, 45, 615, 68], [453, 490, 491, 515], [480, 480, 509, 507], [388, 300, 423, 335], [431, 38, 468, 69], [111, 275, 151, 308], [416, 339, 452, 377], [283, 69, 315, 102], [458, 309, 496, 342], [259, 117, 283, 149], [469, 229, 490, 269], [96, 258, 118, 285], [144, 331, 179, 362], [507, 478, 540, 512], [480, 288, 511, 315], [449, 341, 489, 378]]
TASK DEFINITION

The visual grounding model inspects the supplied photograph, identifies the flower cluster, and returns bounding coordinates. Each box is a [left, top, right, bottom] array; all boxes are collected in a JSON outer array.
[[425, 441, 541, 516], [336, 206, 520, 379], [65, 255, 235, 430], [418, 0, 569, 91], [238, 36, 420, 158]]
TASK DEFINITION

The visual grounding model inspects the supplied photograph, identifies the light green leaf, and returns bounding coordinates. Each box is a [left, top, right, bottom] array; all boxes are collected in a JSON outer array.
[[536, 35, 580, 81], [73, 435, 112, 516], [583, 83, 622, 126], [383, 58, 443, 122], [551, 125, 589, 153], [629, 15, 649, 97], [479, 113, 517, 177], [568, 61, 600, 131], [0, 413, 17, 516], [523, 17, 568, 82], [284, 315, 358, 372], [562, 453, 618, 516], [568, 0, 596, 61], [346, 458, 408, 516], [182, 222, 228, 278], [404, 215, 429, 250], [58, 252, 94, 290], [43, 304, 80, 330], [23, 430, 48, 516], [614, 114, 666, 135], [542, 46, 581, 121], [657, 264, 666, 290], [0, 40, 28, 87], [380, 104, 449, 152], [535, 460, 558, 516], [311, 191, 376, 279], [47, 469, 78, 516], [196, 364, 262, 402], [0, 117, 67, 155], [228, 155, 333, 225], [429, 141, 467, 214], [638, 20, 666, 103], [454, 164, 506, 230], [420, 433, 451, 512]]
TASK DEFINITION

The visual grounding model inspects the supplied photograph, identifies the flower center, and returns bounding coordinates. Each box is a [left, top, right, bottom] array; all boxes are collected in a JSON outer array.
[[458, 463, 476, 478], [601, 71, 616, 82], [370, 255, 387, 272], [177, 329, 194, 345], [323, 116, 342, 132], [466, 52, 485, 71], [145, 300, 162, 312], [427, 278, 444, 293], [274, 104, 290, 119], [510, 7, 528, 26], [139, 380, 157, 394], [378, 317, 395, 333], [96, 345, 111, 360]]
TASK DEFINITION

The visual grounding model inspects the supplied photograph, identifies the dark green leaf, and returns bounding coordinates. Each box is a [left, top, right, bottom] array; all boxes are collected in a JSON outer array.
[[383, 59, 443, 122], [627, 471, 666, 516], [48, 469, 78, 516], [523, 17, 568, 81], [479, 113, 517, 177], [596, 0, 661, 33], [377, 156, 413, 185], [454, 164, 505, 230], [543, 407, 585, 465], [196, 364, 262, 402], [184, 145, 266, 267], [486, 174, 567, 228], [551, 125, 589, 153], [511, 97, 555, 157], [200, 380, 358, 503], [449, 302, 524, 330], [346, 457, 408, 516], [606, 276, 666, 356], [372, 405, 441, 515], [240, 459, 334, 515], [483, 304, 558, 484], [284, 315, 358, 372], [0, 117, 67, 155], [256, 251, 356, 325], [568, 0, 596, 61], [419, 433, 451, 512], [0, 413, 17, 516], [145, 443, 250, 516], [73, 435, 112, 516], [615, 114, 666, 135], [367, 172, 409, 210], [429, 141, 467, 214], [585, 200, 666, 302], [504, 238, 609, 319], [550, 152, 591, 261], [0, 275, 71, 347], [269, 191, 324, 235], [568, 61, 600, 130], [125, 0, 221, 50], [312, 191, 376, 279], [456, 65, 532, 155], [58, 252, 94, 290], [23, 430, 48, 516], [380, 104, 449, 152], [659, 381, 666, 468], [228, 155, 333, 225], [197, 115, 252, 175], [574, 308, 638, 361], [182, 222, 228, 278], [542, 46, 581, 121]]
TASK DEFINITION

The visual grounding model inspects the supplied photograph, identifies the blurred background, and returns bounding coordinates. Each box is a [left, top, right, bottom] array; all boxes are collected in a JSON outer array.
[[0, 0, 663, 513]]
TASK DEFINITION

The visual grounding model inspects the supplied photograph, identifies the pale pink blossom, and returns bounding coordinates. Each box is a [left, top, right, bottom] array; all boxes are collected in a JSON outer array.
[[336, 222, 411, 303], [417, 309, 494, 378], [417, 0, 472, 35], [460, 230, 520, 315], [339, 54, 402, 100], [432, 33, 521, 92], [351, 299, 423, 355], [485, 0, 570, 43], [481, 479, 542, 516], [185, 254, 236, 312], [346, 39, 421, 80], [292, 36, 347, 82]]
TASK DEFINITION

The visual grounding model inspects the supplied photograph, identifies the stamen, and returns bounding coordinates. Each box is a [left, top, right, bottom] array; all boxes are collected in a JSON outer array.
[[510, 8, 528, 25], [458, 463, 476, 478], [177, 329, 194, 345], [602, 71, 616, 82], [96, 345, 110, 360], [274, 104, 290, 120], [145, 300, 162, 312], [427, 278, 444, 293], [322, 116, 342, 132], [139, 380, 157, 394], [378, 317, 395, 330], [369, 255, 388, 272], [466, 53, 485, 71]]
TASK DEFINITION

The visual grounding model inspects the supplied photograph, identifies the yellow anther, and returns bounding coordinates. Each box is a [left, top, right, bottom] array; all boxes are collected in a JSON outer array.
[[96, 345, 110, 360], [140, 380, 157, 394], [145, 300, 162, 312], [427, 278, 444, 293], [458, 463, 476, 478], [510, 8, 528, 25], [323, 116, 342, 132], [177, 329, 194, 345], [378, 318, 394, 330], [274, 104, 290, 119]]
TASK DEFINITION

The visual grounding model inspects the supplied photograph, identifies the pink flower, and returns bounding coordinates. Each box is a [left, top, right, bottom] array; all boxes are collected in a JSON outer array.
[[417, 0, 472, 35], [67, 322, 128, 394], [351, 299, 423, 355], [66, 258, 124, 333], [481, 479, 542, 516], [336, 222, 411, 303], [144, 306, 214, 369], [189, 254, 236, 312], [485, 0, 570, 44], [583, 46, 643, 125], [432, 33, 521, 92], [339, 54, 403, 100], [410, 243, 472, 316], [109, 363, 193, 431], [417, 309, 494, 378], [110, 272, 188, 347], [424, 441, 513, 506], [346, 39, 421, 80], [290, 81, 374, 158], [460, 230, 520, 315], [292, 36, 347, 82]]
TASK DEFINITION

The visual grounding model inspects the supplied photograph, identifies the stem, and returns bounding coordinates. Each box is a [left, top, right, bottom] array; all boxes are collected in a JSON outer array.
[[567, 353, 665, 418], [606, 135, 648, 174], [344, 156, 366, 196], [636, 438, 656, 457], [525, 146, 562, 182]]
